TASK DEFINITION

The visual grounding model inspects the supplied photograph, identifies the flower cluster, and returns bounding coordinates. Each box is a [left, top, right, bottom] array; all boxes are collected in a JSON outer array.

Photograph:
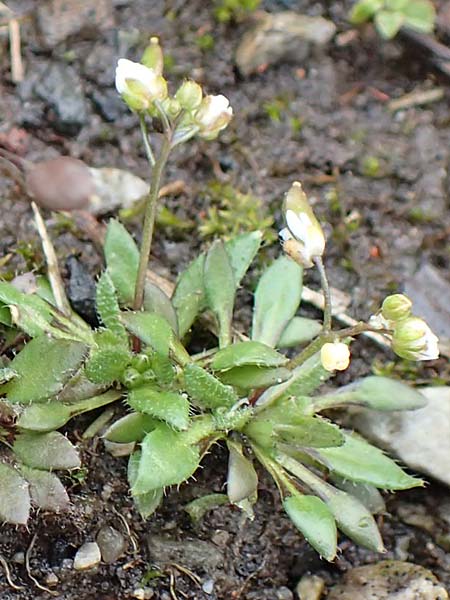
[[115, 38, 232, 142], [372, 293, 439, 361]]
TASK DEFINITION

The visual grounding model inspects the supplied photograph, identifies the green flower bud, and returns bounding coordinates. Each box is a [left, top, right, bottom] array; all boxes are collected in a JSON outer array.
[[141, 37, 164, 75], [122, 367, 143, 388], [381, 294, 412, 322], [175, 81, 203, 111], [392, 317, 439, 361]]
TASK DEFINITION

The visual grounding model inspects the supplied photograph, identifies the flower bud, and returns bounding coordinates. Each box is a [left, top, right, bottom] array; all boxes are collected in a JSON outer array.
[[115, 58, 168, 111], [320, 342, 350, 372], [381, 294, 412, 322], [279, 227, 308, 267], [283, 182, 325, 268], [175, 80, 203, 111], [194, 94, 233, 139], [392, 317, 439, 361], [141, 37, 164, 75]]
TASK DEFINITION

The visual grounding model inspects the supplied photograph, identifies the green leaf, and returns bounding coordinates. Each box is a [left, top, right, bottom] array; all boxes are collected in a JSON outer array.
[[143, 281, 179, 335], [283, 494, 337, 561], [4, 337, 87, 404], [204, 240, 235, 348], [224, 231, 262, 286], [149, 353, 176, 386], [85, 330, 131, 385], [402, 0, 435, 33], [0, 281, 53, 337], [331, 475, 386, 515], [252, 256, 303, 347], [172, 255, 206, 338], [104, 219, 139, 305], [184, 493, 228, 523], [274, 417, 345, 448], [96, 271, 127, 339], [21, 466, 69, 512], [227, 440, 258, 503], [184, 363, 238, 410], [121, 311, 173, 356], [385, 0, 408, 9], [349, 0, 384, 24], [128, 386, 190, 430], [104, 412, 158, 443], [374, 10, 404, 38], [14, 432, 80, 470], [342, 376, 427, 411], [0, 463, 30, 525], [132, 425, 200, 493], [128, 451, 164, 518], [219, 365, 291, 389], [314, 433, 423, 489], [212, 341, 287, 371], [278, 317, 322, 348], [325, 486, 384, 552]]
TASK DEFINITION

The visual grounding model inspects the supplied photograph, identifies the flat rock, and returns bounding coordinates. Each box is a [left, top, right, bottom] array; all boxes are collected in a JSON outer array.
[[73, 541, 101, 570], [34, 63, 88, 135], [351, 386, 450, 487], [36, 0, 114, 48], [235, 11, 336, 76], [147, 535, 223, 572], [327, 561, 448, 600]]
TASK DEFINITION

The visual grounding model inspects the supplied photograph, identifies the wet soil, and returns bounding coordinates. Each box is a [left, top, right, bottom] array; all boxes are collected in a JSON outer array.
[[0, 1, 449, 598]]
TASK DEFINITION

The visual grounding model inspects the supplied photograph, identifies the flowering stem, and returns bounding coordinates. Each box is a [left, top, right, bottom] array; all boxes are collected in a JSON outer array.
[[133, 135, 171, 311], [139, 115, 155, 167], [314, 256, 332, 332]]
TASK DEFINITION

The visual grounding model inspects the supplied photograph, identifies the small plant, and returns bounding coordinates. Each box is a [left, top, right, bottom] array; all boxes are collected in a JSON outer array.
[[350, 0, 436, 39], [0, 39, 440, 560], [213, 0, 260, 23]]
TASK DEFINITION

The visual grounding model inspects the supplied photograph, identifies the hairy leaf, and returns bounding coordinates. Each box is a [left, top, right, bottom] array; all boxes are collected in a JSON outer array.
[[143, 281, 179, 334], [172, 255, 206, 338], [14, 432, 81, 470], [283, 494, 337, 561], [212, 341, 287, 371], [132, 425, 200, 493], [252, 256, 303, 347], [0, 463, 30, 525], [184, 363, 237, 409], [403, 0, 435, 33], [128, 451, 164, 518], [204, 240, 235, 347], [374, 10, 404, 38], [349, 0, 384, 24], [121, 311, 173, 356], [274, 417, 344, 448], [85, 330, 131, 384], [128, 386, 190, 430], [224, 231, 262, 286], [4, 337, 87, 404], [21, 466, 70, 512], [334, 376, 427, 411], [219, 365, 291, 389], [314, 433, 423, 490], [96, 271, 127, 339]]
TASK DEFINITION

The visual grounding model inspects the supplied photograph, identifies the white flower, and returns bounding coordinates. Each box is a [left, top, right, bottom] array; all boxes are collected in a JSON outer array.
[[320, 342, 350, 372], [115, 58, 167, 111], [392, 317, 439, 361], [283, 182, 325, 268], [194, 94, 233, 139]]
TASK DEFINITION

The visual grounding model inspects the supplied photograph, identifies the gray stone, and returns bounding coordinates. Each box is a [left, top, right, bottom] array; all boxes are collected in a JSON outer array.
[[327, 561, 448, 600], [96, 526, 127, 564], [235, 11, 336, 76], [73, 541, 101, 570], [34, 63, 88, 135], [352, 386, 450, 487], [36, 0, 114, 48], [147, 535, 223, 572]]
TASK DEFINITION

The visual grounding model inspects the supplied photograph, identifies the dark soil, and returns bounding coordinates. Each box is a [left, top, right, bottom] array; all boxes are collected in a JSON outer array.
[[0, 1, 449, 598]]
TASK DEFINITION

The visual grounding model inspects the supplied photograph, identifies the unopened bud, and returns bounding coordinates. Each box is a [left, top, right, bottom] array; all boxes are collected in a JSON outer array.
[[194, 94, 233, 139], [283, 182, 325, 268], [175, 80, 203, 111], [320, 342, 350, 372], [381, 294, 412, 322], [115, 58, 167, 111], [392, 317, 439, 361], [141, 37, 164, 75]]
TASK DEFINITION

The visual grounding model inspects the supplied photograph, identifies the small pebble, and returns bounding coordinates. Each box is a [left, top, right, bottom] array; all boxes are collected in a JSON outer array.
[[132, 588, 154, 599], [45, 572, 59, 586], [276, 586, 294, 600], [12, 552, 25, 564], [73, 541, 101, 570], [97, 526, 127, 564], [296, 574, 325, 600], [202, 579, 214, 594]]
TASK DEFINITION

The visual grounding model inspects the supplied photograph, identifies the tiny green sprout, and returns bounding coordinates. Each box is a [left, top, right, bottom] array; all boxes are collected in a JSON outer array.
[[0, 37, 438, 565], [361, 155, 381, 178], [213, 0, 260, 23], [349, 0, 436, 39]]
